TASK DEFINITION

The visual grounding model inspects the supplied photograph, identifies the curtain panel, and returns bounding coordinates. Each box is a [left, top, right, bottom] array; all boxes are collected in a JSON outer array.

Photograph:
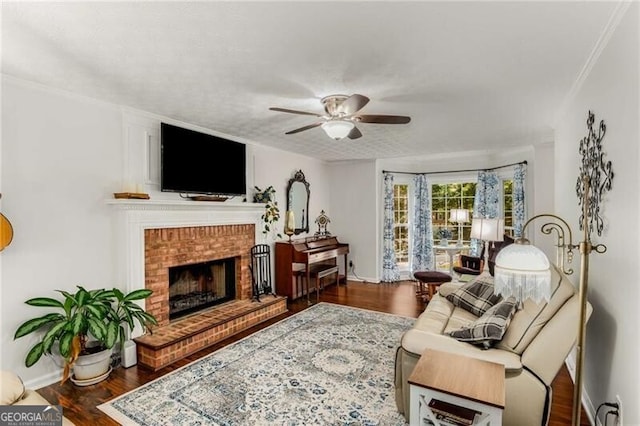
[[513, 163, 527, 237], [381, 173, 400, 282], [411, 174, 434, 274], [470, 171, 501, 256]]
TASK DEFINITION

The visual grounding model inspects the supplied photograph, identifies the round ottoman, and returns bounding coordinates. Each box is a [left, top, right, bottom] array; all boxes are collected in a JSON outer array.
[[413, 271, 452, 302]]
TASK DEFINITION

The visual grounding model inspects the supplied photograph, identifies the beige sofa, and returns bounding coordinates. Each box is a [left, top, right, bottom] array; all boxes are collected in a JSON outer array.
[[0, 371, 75, 425], [395, 265, 591, 426]]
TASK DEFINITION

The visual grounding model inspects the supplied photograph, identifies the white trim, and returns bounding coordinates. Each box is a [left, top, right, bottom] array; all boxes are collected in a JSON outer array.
[[107, 199, 264, 339], [564, 357, 597, 426], [1, 74, 120, 111], [346, 274, 380, 283], [119, 106, 249, 145], [28, 370, 64, 391], [555, 1, 632, 125], [143, 130, 153, 185]]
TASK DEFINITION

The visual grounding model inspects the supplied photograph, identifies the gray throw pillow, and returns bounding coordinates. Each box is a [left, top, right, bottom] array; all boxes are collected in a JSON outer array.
[[449, 297, 518, 349], [444, 277, 502, 317]]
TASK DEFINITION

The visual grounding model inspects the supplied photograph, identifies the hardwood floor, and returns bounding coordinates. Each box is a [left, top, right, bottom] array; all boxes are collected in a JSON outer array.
[[37, 280, 589, 425]]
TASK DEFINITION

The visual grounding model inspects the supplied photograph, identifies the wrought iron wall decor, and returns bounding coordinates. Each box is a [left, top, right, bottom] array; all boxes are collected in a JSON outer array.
[[576, 110, 614, 237], [495, 111, 615, 426]]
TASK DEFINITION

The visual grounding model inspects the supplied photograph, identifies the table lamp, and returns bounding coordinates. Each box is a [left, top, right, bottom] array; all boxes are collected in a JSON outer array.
[[470, 218, 504, 274], [449, 209, 470, 246]]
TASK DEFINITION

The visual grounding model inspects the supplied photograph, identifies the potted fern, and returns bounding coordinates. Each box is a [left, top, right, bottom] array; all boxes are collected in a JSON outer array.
[[14, 286, 157, 384]]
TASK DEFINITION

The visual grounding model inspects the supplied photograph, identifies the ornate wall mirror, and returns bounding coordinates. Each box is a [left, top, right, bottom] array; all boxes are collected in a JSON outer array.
[[286, 170, 310, 235]]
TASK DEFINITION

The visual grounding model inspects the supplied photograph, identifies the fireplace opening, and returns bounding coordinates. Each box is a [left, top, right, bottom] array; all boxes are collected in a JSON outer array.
[[168, 257, 236, 321]]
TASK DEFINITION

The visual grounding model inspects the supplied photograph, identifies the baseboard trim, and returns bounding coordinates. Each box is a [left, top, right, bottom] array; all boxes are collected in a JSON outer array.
[[346, 274, 379, 283], [564, 358, 597, 426], [25, 370, 63, 391]]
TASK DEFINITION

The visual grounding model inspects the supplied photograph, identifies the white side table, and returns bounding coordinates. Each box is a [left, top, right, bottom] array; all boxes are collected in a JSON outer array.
[[433, 245, 470, 275], [408, 349, 505, 426]]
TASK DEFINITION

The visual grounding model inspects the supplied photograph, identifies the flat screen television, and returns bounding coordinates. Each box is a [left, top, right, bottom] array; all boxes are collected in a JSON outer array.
[[161, 122, 246, 196]]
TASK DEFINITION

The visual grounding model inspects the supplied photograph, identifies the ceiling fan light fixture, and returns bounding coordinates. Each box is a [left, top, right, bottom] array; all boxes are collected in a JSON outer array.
[[321, 120, 354, 140]]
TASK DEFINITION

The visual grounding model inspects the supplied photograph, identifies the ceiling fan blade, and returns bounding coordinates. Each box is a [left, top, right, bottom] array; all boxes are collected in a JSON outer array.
[[347, 126, 363, 140], [356, 114, 411, 124], [269, 107, 323, 117], [337, 94, 370, 115], [285, 122, 323, 135]]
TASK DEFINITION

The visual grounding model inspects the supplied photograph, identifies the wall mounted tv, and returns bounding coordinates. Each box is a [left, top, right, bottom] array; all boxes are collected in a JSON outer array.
[[161, 122, 246, 196]]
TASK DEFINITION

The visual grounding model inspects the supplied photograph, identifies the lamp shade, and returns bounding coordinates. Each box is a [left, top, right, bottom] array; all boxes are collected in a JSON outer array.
[[321, 120, 354, 140], [284, 210, 295, 233], [493, 242, 552, 304], [449, 209, 470, 223], [470, 218, 504, 241]]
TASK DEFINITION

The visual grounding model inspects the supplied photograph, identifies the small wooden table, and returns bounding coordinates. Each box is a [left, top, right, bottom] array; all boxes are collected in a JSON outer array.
[[408, 349, 505, 425], [434, 244, 470, 275]]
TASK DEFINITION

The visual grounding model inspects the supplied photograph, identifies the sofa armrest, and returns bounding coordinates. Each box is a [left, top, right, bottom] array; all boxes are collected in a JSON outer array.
[[400, 329, 523, 372], [434, 282, 462, 298]]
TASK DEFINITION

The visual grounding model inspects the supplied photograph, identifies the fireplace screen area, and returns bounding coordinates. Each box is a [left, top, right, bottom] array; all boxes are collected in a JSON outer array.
[[168, 257, 236, 320]]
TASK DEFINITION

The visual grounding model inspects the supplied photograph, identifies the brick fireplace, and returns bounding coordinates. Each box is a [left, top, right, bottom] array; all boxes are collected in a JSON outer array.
[[144, 224, 254, 327], [107, 200, 288, 370]]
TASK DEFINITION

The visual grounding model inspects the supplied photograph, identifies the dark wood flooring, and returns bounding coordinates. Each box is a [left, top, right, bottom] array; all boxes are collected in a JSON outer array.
[[37, 280, 589, 425]]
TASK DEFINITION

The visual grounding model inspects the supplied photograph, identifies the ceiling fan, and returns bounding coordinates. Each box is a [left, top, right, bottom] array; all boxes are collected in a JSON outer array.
[[269, 94, 411, 140]]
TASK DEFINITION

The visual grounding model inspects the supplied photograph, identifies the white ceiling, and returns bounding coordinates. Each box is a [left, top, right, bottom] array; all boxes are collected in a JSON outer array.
[[1, 1, 620, 162]]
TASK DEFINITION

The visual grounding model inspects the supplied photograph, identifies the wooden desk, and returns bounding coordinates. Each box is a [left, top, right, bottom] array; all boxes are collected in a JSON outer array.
[[408, 349, 505, 425]]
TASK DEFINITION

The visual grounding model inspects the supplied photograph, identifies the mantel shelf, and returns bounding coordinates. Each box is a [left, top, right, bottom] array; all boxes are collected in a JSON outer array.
[[105, 198, 266, 212]]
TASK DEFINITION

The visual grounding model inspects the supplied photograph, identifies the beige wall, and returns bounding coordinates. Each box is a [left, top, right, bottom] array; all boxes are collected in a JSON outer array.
[[554, 3, 639, 423], [0, 77, 331, 388]]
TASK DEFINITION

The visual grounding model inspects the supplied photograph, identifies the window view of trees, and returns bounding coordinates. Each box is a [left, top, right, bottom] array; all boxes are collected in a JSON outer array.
[[391, 177, 515, 271], [503, 180, 513, 229], [393, 184, 410, 264], [431, 182, 476, 243]]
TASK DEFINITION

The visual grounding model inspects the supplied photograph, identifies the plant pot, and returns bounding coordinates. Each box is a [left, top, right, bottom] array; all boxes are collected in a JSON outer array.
[[73, 345, 113, 381]]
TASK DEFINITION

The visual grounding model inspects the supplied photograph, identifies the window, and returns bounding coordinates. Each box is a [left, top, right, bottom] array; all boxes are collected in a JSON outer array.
[[389, 175, 515, 273], [502, 179, 514, 230], [431, 182, 476, 243], [393, 184, 410, 265]]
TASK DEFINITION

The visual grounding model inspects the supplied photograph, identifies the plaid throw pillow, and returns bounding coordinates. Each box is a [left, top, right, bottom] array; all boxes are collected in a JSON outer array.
[[449, 297, 518, 349], [445, 277, 502, 317]]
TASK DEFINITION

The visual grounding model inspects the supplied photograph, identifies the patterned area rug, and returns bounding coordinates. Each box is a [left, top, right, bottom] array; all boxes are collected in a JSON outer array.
[[99, 302, 414, 425]]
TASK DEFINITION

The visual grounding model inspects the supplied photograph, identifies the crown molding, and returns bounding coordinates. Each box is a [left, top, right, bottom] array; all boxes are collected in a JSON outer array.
[[1, 74, 120, 111], [555, 1, 632, 125]]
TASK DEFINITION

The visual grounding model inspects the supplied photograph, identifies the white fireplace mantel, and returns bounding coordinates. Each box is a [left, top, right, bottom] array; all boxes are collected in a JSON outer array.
[[105, 198, 267, 212], [107, 199, 265, 299]]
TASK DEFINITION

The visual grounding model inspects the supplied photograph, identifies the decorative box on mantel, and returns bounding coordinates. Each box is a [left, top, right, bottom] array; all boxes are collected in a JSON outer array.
[[106, 199, 287, 369]]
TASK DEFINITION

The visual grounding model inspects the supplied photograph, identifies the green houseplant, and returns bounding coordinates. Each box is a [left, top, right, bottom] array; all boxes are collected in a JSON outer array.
[[14, 286, 158, 384], [254, 185, 282, 240]]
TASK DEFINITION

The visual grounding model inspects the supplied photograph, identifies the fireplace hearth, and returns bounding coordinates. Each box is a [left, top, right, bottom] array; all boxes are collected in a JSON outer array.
[[169, 257, 236, 320], [107, 201, 289, 370]]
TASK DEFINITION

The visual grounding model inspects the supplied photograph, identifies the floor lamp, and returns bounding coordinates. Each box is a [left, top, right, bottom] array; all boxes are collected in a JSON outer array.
[[493, 111, 613, 426]]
